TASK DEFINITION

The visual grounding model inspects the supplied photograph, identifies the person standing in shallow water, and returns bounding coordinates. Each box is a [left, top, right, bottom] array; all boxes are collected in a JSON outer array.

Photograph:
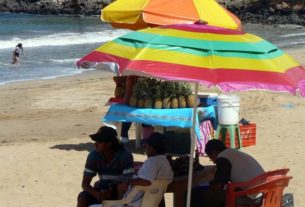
[[12, 43, 24, 64]]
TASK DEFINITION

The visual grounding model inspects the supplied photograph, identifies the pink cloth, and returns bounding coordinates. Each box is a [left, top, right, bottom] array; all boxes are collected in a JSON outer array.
[[196, 120, 214, 156]]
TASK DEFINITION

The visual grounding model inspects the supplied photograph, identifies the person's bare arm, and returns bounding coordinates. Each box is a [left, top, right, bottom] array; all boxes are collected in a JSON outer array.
[[129, 178, 151, 186], [81, 176, 110, 202], [117, 177, 151, 196]]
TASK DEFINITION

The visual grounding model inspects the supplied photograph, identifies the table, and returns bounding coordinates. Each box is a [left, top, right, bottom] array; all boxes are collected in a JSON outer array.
[[102, 104, 216, 148], [166, 165, 215, 207]]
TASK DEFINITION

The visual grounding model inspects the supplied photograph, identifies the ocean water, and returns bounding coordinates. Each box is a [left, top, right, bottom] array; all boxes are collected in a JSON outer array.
[[1, 13, 305, 85], [0, 13, 129, 85]]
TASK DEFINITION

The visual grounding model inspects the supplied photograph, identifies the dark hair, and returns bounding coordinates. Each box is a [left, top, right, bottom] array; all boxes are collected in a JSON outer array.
[[111, 139, 124, 151], [17, 43, 22, 47], [204, 139, 226, 155], [144, 132, 167, 154]]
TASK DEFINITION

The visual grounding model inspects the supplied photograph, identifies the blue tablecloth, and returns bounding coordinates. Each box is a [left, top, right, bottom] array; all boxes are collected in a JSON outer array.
[[102, 104, 216, 140]]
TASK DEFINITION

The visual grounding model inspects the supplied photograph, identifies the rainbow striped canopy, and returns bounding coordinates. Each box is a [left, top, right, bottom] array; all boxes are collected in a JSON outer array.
[[77, 24, 305, 96]]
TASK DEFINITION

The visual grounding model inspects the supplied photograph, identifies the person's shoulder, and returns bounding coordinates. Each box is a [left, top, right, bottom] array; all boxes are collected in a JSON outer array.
[[121, 147, 132, 155], [118, 147, 133, 159], [87, 149, 102, 159], [146, 155, 167, 163]]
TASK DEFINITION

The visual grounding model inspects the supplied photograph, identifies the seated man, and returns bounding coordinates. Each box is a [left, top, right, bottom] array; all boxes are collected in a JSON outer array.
[[191, 139, 265, 207], [77, 126, 135, 207], [117, 132, 174, 207]]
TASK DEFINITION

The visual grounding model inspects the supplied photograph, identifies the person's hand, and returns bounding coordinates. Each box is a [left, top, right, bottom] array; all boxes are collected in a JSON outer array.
[[96, 190, 112, 202], [118, 182, 129, 193]]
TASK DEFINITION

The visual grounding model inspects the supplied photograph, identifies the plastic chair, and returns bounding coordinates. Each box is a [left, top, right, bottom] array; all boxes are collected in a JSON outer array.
[[100, 180, 169, 207], [215, 124, 242, 149], [226, 174, 293, 207], [226, 168, 290, 192]]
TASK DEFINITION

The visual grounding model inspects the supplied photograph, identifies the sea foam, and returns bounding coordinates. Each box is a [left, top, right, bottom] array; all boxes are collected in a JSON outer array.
[[0, 29, 129, 49]]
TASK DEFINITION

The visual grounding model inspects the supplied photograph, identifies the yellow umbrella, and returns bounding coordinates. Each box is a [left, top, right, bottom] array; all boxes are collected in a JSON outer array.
[[101, 0, 241, 30]]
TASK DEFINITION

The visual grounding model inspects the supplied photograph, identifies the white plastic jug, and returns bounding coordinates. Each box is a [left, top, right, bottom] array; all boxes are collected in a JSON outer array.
[[217, 94, 240, 125]]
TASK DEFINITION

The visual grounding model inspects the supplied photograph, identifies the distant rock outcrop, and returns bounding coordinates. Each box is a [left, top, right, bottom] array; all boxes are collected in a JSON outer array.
[[0, 0, 305, 25]]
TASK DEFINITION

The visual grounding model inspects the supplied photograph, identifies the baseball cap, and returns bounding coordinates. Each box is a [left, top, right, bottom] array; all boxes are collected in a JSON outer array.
[[89, 126, 118, 142], [143, 132, 167, 154]]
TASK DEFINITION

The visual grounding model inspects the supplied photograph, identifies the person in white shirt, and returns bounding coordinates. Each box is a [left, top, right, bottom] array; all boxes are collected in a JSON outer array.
[[12, 43, 24, 64], [118, 132, 173, 207]]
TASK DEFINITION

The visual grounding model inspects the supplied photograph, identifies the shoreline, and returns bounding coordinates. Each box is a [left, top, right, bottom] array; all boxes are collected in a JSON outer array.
[[0, 50, 305, 206]]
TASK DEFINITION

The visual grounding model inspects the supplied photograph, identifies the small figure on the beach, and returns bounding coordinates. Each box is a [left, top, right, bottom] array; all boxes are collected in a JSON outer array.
[[191, 139, 265, 207], [77, 126, 134, 207], [12, 43, 24, 64]]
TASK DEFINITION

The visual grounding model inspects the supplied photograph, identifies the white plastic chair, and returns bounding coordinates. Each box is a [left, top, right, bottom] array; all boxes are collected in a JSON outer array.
[[90, 180, 169, 207]]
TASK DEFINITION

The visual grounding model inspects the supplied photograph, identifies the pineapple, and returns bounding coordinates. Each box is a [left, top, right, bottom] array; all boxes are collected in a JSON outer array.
[[129, 96, 138, 107], [177, 82, 187, 108], [143, 78, 154, 108], [170, 82, 179, 109], [138, 99, 145, 108], [124, 75, 138, 104], [185, 83, 195, 107], [129, 79, 140, 107], [153, 80, 162, 109], [113, 75, 126, 98], [137, 78, 146, 108], [115, 86, 126, 98], [113, 75, 126, 86], [171, 97, 179, 109], [161, 81, 171, 109]]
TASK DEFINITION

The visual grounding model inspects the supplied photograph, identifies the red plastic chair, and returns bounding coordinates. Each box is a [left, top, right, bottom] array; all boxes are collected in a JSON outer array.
[[226, 169, 292, 207], [226, 168, 289, 194]]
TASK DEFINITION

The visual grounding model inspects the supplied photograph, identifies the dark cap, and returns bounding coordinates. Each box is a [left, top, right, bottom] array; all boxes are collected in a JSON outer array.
[[89, 126, 118, 142], [143, 132, 167, 154]]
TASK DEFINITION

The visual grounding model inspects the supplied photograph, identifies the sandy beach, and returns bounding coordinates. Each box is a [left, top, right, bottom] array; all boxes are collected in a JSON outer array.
[[0, 49, 305, 207]]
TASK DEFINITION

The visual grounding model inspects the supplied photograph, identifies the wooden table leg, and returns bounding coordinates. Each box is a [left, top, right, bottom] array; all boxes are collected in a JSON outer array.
[[135, 123, 142, 149], [173, 187, 186, 207]]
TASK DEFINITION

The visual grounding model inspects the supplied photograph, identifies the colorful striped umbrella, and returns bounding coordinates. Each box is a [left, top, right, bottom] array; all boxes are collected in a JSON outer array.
[[77, 24, 305, 97], [101, 0, 241, 30], [77, 23, 305, 207]]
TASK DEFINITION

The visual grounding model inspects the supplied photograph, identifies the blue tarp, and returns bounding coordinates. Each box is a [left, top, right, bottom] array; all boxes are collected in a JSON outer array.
[[102, 104, 216, 140]]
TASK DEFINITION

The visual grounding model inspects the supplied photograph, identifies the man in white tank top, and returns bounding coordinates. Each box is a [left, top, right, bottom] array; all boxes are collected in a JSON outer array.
[[191, 139, 264, 207]]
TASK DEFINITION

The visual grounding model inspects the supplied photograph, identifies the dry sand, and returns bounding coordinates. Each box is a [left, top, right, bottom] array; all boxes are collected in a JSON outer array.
[[0, 49, 305, 207]]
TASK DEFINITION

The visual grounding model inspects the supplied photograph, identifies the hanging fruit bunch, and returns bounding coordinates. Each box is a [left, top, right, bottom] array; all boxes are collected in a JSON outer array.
[[124, 76, 138, 104], [126, 77, 194, 109], [113, 75, 126, 98]]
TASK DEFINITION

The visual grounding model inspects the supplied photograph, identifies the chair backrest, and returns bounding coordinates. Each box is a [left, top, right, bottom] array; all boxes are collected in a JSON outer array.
[[226, 175, 293, 207], [140, 180, 169, 207], [102, 180, 169, 207], [226, 168, 290, 193]]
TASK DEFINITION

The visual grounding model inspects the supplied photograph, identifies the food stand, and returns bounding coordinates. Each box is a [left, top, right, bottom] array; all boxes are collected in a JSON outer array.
[[103, 103, 216, 207], [101, 76, 218, 207]]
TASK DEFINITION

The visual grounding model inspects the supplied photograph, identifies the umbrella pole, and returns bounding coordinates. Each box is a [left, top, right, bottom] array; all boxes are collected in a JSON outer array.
[[186, 82, 199, 207]]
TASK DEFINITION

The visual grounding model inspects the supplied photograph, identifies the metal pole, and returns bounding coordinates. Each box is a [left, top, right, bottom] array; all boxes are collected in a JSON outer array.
[[186, 82, 199, 207]]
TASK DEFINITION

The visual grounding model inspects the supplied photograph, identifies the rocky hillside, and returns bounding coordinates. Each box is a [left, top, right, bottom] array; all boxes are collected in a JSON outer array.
[[0, 0, 305, 25]]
